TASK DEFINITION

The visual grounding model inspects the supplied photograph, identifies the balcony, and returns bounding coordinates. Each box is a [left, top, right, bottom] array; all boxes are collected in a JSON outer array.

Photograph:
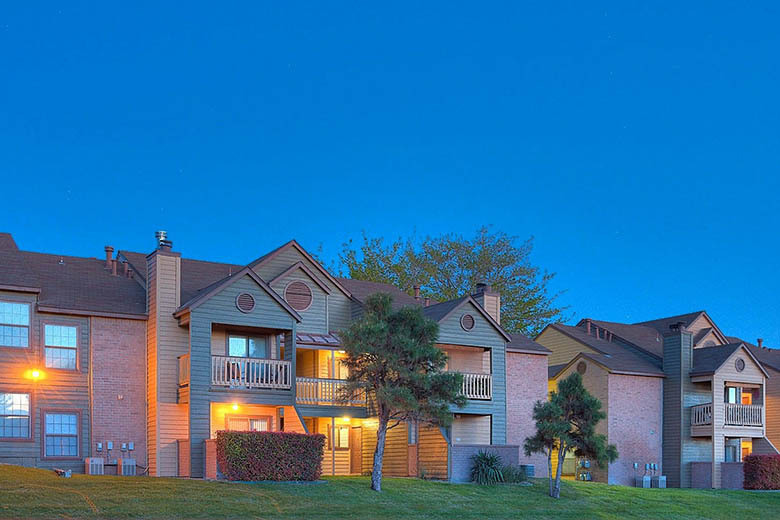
[[211, 355, 292, 390], [295, 377, 366, 406], [460, 372, 492, 400], [691, 402, 763, 432]]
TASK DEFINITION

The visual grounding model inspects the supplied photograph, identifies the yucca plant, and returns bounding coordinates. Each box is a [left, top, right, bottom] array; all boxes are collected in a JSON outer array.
[[470, 451, 504, 485]]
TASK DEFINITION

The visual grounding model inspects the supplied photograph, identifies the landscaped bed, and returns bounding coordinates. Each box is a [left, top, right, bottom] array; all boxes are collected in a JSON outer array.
[[0, 465, 778, 519]]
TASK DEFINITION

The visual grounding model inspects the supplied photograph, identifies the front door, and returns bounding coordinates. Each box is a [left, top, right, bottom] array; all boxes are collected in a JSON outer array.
[[350, 427, 362, 474]]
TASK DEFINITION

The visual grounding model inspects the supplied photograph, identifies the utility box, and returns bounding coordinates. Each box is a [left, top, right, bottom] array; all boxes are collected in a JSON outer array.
[[85, 457, 104, 475], [652, 476, 667, 488], [635, 475, 651, 488], [117, 458, 137, 476], [520, 464, 535, 478]]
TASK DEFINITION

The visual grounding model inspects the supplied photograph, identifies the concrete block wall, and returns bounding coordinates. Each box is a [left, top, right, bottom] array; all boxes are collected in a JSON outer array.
[[449, 444, 519, 483]]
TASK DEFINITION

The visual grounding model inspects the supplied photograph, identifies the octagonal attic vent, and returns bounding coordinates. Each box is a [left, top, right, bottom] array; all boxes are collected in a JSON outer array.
[[236, 293, 255, 313], [285, 281, 313, 311]]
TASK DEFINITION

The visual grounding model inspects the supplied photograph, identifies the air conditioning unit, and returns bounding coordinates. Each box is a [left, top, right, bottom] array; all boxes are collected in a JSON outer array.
[[85, 457, 105, 475], [117, 458, 137, 476]]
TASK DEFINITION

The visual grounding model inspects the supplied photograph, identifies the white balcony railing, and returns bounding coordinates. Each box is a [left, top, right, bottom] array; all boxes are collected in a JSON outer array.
[[296, 377, 366, 406], [461, 372, 492, 400], [211, 356, 291, 390], [691, 403, 712, 426], [725, 403, 763, 427]]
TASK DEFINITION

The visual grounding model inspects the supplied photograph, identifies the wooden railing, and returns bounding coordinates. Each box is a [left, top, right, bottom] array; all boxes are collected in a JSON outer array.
[[178, 354, 190, 386], [691, 403, 712, 426], [691, 403, 763, 427], [461, 372, 492, 400], [296, 377, 366, 406], [211, 356, 291, 390], [725, 403, 763, 427]]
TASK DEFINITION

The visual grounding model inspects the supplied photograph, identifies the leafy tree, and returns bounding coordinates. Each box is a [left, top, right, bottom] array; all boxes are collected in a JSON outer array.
[[524, 372, 618, 498], [339, 293, 466, 491], [338, 227, 568, 336]]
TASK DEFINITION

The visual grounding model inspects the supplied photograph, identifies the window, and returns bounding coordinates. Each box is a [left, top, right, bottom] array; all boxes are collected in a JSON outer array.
[[228, 335, 268, 358], [329, 425, 349, 450], [44, 325, 78, 370], [43, 412, 79, 458], [725, 386, 740, 404], [725, 438, 741, 462], [408, 420, 418, 445], [0, 301, 29, 348], [226, 416, 270, 432], [0, 393, 30, 439]]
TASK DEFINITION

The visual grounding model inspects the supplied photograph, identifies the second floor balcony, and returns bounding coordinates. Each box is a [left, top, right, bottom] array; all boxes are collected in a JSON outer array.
[[691, 402, 764, 430], [211, 355, 292, 390]]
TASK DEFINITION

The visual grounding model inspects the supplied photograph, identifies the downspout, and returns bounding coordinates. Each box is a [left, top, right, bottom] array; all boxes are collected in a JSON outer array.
[[332, 416, 336, 475]]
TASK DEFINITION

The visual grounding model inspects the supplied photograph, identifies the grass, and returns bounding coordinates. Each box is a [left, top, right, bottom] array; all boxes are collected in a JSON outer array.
[[0, 465, 778, 519]]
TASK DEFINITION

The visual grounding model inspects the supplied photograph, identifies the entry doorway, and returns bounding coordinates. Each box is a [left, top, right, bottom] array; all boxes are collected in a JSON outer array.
[[350, 427, 362, 474]]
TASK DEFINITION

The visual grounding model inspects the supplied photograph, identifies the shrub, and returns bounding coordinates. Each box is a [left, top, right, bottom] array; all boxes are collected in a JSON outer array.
[[470, 451, 504, 485], [744, 454, 780, 490], [215, 431, 326, 481], [501, 464, 527, 483]]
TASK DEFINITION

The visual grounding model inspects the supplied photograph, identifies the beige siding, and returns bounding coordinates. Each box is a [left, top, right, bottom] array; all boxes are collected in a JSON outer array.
[[317, 418, 350, 475], [765, 367, 780, 449], [536, 327, 597, 366], [158, 403, 188, 477], [210, 329, 226, 355], [442, 345, 489, 374], [383, 422, 409, 476], [452, 415, 491, 445], [711, 347, 766, 487], [362, 422, 378, 475], [418, 426, 448, 479], [146, 257, 158, 475]]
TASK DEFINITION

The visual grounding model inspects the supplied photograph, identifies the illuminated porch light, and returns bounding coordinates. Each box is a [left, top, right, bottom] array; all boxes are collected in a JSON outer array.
[[232, 403, 239, 411], [340, 416, 351, 423], [25, 368, 44, 381]]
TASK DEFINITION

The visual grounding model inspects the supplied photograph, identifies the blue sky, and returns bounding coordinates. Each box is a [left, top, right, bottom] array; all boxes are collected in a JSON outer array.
[[1, 3, 778, 345]]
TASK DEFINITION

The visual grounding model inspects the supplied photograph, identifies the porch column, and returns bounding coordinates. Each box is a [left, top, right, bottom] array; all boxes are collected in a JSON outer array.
[[189, 313, 213, 478], [712, 375, 725, 488]]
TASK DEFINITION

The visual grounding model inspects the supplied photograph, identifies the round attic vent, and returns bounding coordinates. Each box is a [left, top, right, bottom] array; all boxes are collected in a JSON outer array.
[[735, 358, 746, 372], [285, 281, 313, 311], [577, 361, 587, 375], [236, 293, 255, 313], [460, 314, 475, 331]]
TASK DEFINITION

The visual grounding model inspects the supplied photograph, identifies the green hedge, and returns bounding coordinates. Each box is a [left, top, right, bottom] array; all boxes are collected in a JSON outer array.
[[743, 454, 780, 490], [215, 431, 326, 481]]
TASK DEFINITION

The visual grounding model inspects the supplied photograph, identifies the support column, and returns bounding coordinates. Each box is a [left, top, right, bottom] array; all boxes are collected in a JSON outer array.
[[189, 314, 212, 478]]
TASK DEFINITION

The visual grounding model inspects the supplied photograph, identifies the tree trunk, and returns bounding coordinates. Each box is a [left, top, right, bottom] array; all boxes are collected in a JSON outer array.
[[552, 444, 566, 499], [547, 449, 554, 498], [371, 414, 389, 492]]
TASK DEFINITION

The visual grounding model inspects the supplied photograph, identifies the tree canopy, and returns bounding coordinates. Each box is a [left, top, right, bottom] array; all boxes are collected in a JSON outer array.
[[339, 293, 465, 491], [338, 227, 568, 336]]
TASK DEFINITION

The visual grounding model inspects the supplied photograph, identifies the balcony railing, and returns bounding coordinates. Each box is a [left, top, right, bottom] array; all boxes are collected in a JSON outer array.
[[691, 403, 712, 426], [725, 403, 762, 427], [691, 402, 763, 427], [460, 372, 492, 400], [296, 377, 366, 406], [178, 354, 190, 386], [211, 355, 291, 390]]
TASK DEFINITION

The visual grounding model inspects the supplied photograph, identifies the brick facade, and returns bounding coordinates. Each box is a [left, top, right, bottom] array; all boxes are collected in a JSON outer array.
[[506, 352, 549, 477], [607, 374, 663, 485], [449, 444, 519, 483], [90, 317, 147, 467]]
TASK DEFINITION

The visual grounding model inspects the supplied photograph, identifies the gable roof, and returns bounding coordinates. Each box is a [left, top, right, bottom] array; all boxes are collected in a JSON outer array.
[[0, 232, 18, 251], [507, 333, 551, 355], [247, 240, 352, 299], [423, 295, 512, 342], [581, 319, 664, 358], [173, 266, 302, 322], [542, 323, 664, 376], [269, 261, 332, 294], [0, 244, 146, 317], [552, 349, 664, 379], [634, 310, 705, 332], [728, 337, 780, 373], [691, 343, 769, 377], [549, 363, 567, 379]]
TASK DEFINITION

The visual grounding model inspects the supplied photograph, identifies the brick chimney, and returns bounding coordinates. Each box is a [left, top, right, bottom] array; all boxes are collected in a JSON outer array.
[[413, 285, 421, 301], [473, 282, 500, 324], [104, 246, 114, 269], [758, 338, 764, 348]]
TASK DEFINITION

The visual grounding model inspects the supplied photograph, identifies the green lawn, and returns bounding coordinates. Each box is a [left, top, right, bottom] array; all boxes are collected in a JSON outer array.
[[0, 465, 777, 519]]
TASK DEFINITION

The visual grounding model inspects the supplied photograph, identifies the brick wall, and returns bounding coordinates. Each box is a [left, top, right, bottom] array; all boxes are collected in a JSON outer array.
[[449, 444, 520, 483], [506, 352, 549, 477], [607, 374, 663, 486], [90, 317, 147, 467], [720, 462, 744, 489], [690, 461, 712, 488]]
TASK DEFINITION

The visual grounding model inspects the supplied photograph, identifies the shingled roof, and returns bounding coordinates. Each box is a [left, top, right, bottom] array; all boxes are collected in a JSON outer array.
[[634, 310, 706, 334], [728, 336, 780, 373], [0, 238, 146, 317], [547, 324, 664, 377], [507, 334, 551, 354], [585, 319, 664, 358], [336, 277, 421, 310]]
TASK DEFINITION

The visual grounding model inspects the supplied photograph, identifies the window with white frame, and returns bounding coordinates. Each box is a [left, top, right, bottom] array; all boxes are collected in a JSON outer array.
[[43, 412, 79, 457], [228, 335, 268, 358], [0, 393, 30, 439], [227, 416, 270, 432], [0, 301, 30, 348], [44, 325, 78, 370], [330, 425, 349, 450]]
